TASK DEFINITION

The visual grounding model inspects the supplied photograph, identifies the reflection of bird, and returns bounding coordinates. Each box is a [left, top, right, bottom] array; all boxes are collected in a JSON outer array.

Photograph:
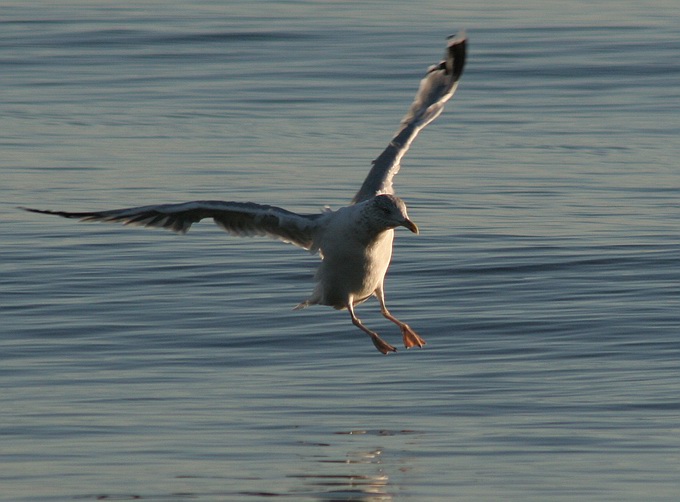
[[22, 34, 466, 354]]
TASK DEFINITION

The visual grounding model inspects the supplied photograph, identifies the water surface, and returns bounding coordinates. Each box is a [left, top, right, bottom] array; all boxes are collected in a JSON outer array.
[[2, 1, 680, 500]]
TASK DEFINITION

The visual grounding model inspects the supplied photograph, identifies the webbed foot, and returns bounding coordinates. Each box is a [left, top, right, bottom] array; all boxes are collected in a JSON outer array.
[[401, 324, 426, 349], [371, 334, 397, 354]]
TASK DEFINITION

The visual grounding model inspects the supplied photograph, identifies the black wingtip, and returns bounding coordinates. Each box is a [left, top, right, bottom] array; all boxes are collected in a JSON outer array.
[[19, 206, 87, 219], [445, 31, 467, 80], [447, 30, 466, 43], [18, 206, 45, 214]]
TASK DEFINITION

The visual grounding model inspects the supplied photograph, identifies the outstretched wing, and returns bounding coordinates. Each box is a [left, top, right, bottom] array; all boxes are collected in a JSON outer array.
[[352, 33, 467, 204], [21, 201, 323, 250]]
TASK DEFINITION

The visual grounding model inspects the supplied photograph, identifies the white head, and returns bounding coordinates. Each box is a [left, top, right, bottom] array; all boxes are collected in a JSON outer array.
[[366, 194, 419, 234]]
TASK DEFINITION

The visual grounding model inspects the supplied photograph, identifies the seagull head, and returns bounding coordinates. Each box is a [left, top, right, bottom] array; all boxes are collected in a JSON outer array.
[[369, 194, 419, 234]]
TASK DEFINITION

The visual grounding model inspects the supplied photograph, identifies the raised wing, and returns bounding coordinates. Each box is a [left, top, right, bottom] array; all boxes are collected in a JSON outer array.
[[352, 33, 467, 204], [21, 201, 323, 250]]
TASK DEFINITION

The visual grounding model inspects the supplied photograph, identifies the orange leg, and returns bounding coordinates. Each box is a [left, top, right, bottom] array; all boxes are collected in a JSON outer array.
[[376, 286, 426, 349], [347, 302, 396, 354]]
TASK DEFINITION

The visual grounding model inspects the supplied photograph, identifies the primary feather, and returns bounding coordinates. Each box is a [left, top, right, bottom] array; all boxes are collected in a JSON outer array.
[[352, 33, 466, 203]]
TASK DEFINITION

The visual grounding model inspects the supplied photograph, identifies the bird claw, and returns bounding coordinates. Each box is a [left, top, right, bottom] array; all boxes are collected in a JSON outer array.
[[401, 324, 426, 349], [371, 335, 397, 355]]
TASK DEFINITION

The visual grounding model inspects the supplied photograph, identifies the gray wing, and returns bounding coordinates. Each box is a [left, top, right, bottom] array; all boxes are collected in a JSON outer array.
[[22, 200, 323, 250], [352, 33, 467, 204]]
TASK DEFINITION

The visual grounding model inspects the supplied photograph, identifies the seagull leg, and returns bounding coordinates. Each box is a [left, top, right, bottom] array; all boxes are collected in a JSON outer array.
[[376, 286, 426, 349], [347, 302, 396, 354]]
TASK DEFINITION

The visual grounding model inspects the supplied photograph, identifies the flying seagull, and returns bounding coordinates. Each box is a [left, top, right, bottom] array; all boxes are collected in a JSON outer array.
[[22, 34, 467, 354]]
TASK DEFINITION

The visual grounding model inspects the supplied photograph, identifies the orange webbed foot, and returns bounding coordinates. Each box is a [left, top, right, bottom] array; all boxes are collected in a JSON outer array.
[[401, 324, 426, 349]]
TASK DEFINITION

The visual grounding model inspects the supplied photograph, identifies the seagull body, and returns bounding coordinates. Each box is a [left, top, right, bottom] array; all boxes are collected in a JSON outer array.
[[22, 34, 466, 354]]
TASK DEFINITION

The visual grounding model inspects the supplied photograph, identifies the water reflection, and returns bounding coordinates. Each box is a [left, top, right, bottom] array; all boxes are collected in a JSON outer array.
[[286, 430, 421, 501], [291, 453, 391, 500]]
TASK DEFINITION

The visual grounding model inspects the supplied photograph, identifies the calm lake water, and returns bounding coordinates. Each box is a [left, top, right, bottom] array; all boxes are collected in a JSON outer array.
[[2, 1, 680, 500]]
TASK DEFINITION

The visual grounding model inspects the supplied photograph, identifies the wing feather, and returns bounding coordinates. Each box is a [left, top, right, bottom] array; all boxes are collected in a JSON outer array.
[[21, 201, 322, 250], [352, 33, 467, 203]]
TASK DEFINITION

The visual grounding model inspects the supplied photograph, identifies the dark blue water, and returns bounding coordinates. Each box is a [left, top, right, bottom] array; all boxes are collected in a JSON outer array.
[[2, 1, 680, 500]]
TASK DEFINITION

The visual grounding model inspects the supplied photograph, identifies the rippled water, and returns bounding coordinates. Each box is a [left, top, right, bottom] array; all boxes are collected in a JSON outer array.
[[2, 1, 680, 500]]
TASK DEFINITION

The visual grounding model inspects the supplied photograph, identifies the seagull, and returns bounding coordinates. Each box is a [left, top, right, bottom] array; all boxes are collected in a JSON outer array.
[[22, 34, 466, 354]]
